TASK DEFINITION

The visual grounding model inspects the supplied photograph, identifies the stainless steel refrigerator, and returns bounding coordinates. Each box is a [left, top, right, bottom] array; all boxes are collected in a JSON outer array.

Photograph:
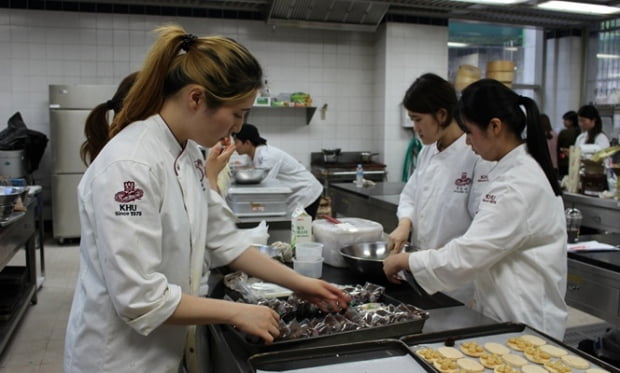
[[49, 84, 116, 243]]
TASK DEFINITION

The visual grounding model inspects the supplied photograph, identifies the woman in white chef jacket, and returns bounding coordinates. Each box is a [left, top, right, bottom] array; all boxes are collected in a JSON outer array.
[[389, 73, 494, 253], [64, 25, 349, 373], [575, 104, 611, 154], [384, 79, 568, 339], [233, 123, 323, 218]]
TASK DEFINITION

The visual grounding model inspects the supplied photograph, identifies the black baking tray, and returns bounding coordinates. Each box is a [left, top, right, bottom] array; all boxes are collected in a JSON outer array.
[[400, 322, 618, 372], [248, 338, 435, 372], [226, 292, 429, 355]]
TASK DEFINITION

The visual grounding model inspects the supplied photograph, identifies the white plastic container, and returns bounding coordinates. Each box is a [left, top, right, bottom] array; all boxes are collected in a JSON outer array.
[[312, 217, 384, 267], [0, 150, 26, 178], [293, 257, 324, 278], [295, 242, 323, 260]]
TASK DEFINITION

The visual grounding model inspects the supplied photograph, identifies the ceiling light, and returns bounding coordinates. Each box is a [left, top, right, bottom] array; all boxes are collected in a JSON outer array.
[[537, 1, 620, 15], [504, 47, 519, 51], [450, 0, 528, 4], [448, 42, 470, 47], [597, 53, 620, 59]]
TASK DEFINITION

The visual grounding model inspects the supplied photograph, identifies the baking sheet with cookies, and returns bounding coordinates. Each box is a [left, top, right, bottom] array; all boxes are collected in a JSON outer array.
[[401, 323, 615, 373]]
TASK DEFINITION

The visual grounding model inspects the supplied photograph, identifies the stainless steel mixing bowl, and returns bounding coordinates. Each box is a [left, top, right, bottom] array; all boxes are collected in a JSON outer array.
[[232, 168, 267, 184], [339, 241, 390, 278]]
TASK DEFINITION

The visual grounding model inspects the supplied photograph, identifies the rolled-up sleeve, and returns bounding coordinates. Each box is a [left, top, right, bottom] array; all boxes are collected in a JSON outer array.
[[205, 188, 253, 268]]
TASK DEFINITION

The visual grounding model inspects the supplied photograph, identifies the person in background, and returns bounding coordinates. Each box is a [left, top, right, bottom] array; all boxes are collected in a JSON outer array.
[[384, 79, 568, 340], [233, 123, 323, 218], [65, 24, 349, 373], [540, 113, 558, 175], [79, 72, 139, 165], [557, 110, 580, 177], [576, 104, 611, 151], [388, 73, 494, 255]]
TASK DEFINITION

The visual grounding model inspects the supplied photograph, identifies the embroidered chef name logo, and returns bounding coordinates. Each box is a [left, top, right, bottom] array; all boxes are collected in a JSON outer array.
[[482, 193, 497, 204], [477, 175, 489, 182], [114, 181, 144, 216], [453, 172, 472, 193], [194, 159, 206, 191]]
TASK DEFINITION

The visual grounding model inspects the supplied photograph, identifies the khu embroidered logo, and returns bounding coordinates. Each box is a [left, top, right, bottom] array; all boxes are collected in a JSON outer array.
[[477, 175, 489, 182], [482, 193, 497, 204], [454, 172, 472, 186], [114, 181, 144, 216]]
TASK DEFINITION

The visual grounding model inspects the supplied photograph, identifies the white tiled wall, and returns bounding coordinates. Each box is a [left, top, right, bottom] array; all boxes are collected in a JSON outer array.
[[381, 22, 449, 181], [0, 8, 450, 214]]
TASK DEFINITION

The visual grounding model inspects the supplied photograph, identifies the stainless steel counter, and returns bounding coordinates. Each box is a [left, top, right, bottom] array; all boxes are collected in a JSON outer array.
[[328, 182, 404, 233], [566, 233, 620, 326], [0, 200, 37, 355], [562, 192, 620, 233]]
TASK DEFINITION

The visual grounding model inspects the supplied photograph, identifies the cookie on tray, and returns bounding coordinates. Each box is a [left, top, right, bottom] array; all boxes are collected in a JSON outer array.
[[479, 353, 504, 369], [520, 334, 547, 347], [586, 369, 610, 373], [538, 344, 568, 358], [438, 346, 464, 360], [484, 342, 510, 356], [416, 348, 441, 362], [502, 353, 528, 367], [507, 337, 533, 351], [434, 357, 458, 373], [493, 364, 519, 373], [561, 354, 590, 370], [460, 341, 485, 357], [523, 346, 551, 364], [456, 357, 485, 372], [521, 364, 549, 373], [544, 359, 573, 373]]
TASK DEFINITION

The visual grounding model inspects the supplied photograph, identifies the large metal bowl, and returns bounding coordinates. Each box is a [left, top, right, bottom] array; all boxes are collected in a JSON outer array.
[[233, 168, 267, 184], [0, 186, 27, 220], [339, 241, 390, 280]]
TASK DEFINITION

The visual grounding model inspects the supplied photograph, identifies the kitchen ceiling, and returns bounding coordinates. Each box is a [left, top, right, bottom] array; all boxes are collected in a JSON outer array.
[[32, 0, 620, 30]]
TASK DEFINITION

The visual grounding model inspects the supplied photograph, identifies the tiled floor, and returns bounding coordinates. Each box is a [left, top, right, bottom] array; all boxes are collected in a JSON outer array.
[[0, 238, 614, 372]]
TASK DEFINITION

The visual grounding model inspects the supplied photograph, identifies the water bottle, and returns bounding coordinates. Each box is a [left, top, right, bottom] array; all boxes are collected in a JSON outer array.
[[565, 208, 582, 243], [355, 164, 364, 188]]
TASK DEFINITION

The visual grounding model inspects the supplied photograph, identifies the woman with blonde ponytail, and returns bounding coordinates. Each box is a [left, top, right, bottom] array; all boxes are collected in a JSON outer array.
[[65, 24, 349, 373]]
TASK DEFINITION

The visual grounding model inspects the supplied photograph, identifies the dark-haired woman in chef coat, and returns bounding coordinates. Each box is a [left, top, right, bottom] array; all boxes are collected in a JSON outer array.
[[384, 79, 568, 339]]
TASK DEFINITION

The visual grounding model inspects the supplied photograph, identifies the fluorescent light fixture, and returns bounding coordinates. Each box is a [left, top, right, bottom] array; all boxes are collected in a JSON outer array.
[[448, 42, 469, 47], [504, 47, 519, 51], [597, 53, 620, 59], [450, 0, 528, 4], [537, 1, 620, 15]]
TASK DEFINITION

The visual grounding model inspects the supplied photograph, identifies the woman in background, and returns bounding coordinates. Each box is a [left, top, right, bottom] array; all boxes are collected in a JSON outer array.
[[540, 113, 558, 175], [79, 72, 139, 165], [576, 104, 610, 150], [384, 79, 567, 339], [233, 123, 323, 218], [388, 73, 494, 254], [65, 24, 349, 373], [557, 110, 580, 177]]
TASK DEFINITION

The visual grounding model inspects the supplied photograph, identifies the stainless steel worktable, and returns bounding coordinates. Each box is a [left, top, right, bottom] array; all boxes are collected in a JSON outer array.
[[0, 199, 37, 355], [566, 233, 620, 326]]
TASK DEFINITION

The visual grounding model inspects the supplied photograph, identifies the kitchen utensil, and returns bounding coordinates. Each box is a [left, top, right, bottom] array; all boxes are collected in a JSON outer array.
[[0, 186, 26, 220], [231, 168, 267, 184], [360, 151, 379, 163], [401, 270, 426, 297], [339, 241, 390, 279], [319, 215, 342, 224], [321, 148, 341, 163]]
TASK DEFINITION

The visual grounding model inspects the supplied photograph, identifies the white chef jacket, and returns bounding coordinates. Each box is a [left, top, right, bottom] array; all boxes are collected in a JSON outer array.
[[253, 144, 323, 213], [408, 144, 568, 340], [397, 135, 495, 249], [575, 132, 611, 150], [64, 115, 252, 373]]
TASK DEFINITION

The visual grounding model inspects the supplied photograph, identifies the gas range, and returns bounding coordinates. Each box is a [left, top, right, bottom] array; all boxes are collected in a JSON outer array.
[[310, 152, 387, 190]]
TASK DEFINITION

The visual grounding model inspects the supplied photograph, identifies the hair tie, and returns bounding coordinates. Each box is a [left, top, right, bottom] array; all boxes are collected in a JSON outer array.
[[180, 33, 197, 52]]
